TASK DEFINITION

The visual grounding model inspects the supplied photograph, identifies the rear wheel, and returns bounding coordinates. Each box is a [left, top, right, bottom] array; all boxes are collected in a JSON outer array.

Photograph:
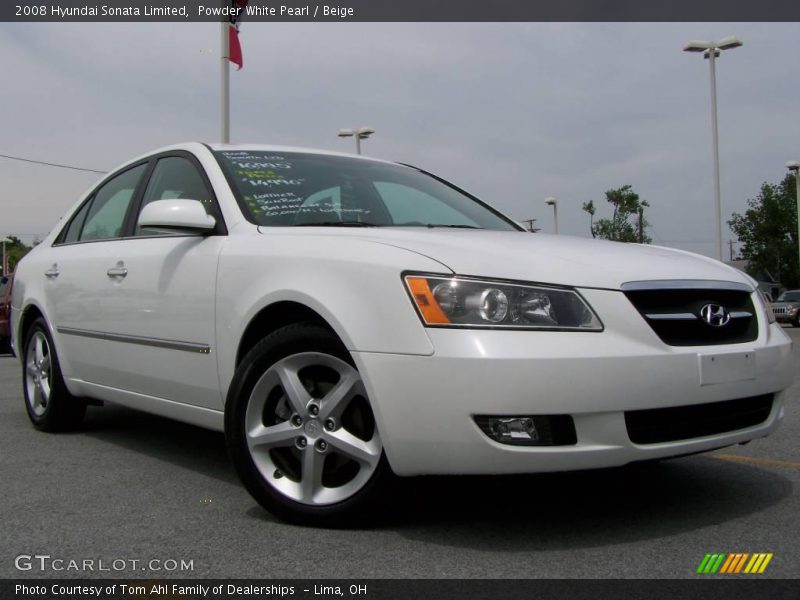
[[225, 322, 391, 526], [22, 318, 86, 431]]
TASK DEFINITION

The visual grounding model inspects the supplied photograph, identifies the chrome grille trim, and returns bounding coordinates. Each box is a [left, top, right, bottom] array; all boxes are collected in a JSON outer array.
[[729, 311, 754, 319], [644, 313, 697, 321], [644, 311, 751, 321], [621, 280, 753, 293]]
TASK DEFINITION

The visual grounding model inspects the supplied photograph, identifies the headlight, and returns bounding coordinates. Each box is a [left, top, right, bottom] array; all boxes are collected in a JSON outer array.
[[404, 274, 603, 330], [757, 290, 776, 324]]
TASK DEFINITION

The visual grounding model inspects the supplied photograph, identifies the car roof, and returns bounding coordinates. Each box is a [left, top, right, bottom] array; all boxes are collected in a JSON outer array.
[[106, 142, 407, 180], [206, 143, 398, 163]]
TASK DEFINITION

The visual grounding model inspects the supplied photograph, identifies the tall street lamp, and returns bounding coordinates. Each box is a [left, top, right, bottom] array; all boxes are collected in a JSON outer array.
[[787, 160, 800, 276], [0, 236, 9, 276], [544, 197, 558, 234], [683, 36, 743, 261], [338, 127, 375, 155]]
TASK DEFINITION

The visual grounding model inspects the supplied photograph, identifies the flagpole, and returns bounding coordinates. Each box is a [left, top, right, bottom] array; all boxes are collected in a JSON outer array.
[[220, 6, 230, 143]]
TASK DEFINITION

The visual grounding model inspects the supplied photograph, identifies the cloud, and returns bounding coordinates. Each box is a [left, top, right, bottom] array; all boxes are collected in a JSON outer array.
[[1, 21, 798, 256]]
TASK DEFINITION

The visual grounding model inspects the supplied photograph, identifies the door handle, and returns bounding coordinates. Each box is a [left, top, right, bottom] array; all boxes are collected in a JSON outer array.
[[45, 264, 60, 279], [107, 261, 128, 279]]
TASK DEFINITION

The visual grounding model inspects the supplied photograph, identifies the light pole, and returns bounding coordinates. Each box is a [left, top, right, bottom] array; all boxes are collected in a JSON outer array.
[[544, 197, 558, 234], [787, 160, 800, 276], [0, 237, 9, 276], [683, 36, 743, 261], [220, 14, 230, 143], [338, 127, 375, 154]]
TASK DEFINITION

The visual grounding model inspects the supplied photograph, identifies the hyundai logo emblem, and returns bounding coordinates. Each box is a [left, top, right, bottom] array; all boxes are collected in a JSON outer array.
[[700, 303, 731, 327]]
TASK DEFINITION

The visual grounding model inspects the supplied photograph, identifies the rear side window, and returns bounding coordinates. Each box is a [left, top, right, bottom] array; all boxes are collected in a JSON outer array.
[[61, 200, 92, 244], [80, 164, 147, 241]]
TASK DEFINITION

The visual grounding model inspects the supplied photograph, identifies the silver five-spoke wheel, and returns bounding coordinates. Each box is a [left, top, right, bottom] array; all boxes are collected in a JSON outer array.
[[226, 322, 391, 525], [245, 352, 382, 506], [25, 330, 52, 417]]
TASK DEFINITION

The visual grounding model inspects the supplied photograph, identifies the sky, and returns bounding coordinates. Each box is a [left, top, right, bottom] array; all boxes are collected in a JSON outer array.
[[0, 21, 798, 258]]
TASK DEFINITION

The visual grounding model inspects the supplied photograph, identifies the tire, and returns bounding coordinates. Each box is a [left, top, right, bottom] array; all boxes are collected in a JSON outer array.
[[792, 316, 799, 328], [225, 322, 392, 526], [22, 318, 86, 431]]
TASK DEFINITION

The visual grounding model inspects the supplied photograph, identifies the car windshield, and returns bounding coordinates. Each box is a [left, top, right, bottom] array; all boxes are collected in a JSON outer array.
[[214, 150, 519, 230], [776, 291, 800, 302]]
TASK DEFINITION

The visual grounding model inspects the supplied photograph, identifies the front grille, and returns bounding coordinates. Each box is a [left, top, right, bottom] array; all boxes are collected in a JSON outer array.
[[773, 306, 789, 315], [625, 394, 773, 444], [624, 286, 758, 346]]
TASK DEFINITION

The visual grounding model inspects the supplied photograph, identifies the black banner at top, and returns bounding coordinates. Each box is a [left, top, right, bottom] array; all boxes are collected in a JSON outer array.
[[3, 0, 800, 22]]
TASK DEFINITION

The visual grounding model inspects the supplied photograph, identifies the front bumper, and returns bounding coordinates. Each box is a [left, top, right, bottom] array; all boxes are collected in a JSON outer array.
[[353, 288, 793, 477]]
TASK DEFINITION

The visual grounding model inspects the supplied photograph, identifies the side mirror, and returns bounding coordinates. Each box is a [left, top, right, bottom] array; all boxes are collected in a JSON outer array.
[[138, 199, 216, 235]]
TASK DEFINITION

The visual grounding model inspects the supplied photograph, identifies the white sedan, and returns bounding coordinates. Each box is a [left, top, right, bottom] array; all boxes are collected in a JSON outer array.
[[10, 143, 793, 525]]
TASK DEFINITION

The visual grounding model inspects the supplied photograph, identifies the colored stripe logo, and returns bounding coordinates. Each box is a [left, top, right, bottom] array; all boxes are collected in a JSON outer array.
[[696, 553, 773, 574]]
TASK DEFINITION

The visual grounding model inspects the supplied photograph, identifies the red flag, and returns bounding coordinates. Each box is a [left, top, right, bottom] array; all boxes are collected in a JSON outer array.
[[229, 24, 243, 70]]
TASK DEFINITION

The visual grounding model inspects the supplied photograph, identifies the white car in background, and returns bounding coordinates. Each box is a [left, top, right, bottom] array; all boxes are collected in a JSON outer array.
[[10, 143, 793, 525]]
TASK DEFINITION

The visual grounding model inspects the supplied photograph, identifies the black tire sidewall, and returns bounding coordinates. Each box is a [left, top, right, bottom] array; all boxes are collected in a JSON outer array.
[[225, 322, 392, 526]]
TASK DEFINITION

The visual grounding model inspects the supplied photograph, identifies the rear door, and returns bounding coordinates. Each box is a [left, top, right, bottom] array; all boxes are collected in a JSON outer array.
[[45, 161, 150, 384]]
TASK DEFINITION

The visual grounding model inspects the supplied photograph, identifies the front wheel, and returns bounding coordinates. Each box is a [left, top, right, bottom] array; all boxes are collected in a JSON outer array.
[[22, 318, 86, 431], [225, 322, 392, 526]]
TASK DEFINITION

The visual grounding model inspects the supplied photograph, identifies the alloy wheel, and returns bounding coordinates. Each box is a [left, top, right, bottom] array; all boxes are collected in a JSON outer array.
[[25, 331, 52, 417], [244, 352, 382, 506]]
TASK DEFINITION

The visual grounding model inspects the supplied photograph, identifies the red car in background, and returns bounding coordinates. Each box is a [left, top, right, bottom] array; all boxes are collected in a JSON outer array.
[[0, 274, 12, 353]]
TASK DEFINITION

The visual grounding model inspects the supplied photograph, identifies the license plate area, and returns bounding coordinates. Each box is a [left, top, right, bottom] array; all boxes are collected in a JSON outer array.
[[698, 351, 756, 385]]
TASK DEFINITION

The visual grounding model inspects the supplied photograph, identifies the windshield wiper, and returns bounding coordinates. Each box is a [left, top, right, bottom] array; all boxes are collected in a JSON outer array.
[[295, 221, 379, 227], [425, 224, 483, 229]]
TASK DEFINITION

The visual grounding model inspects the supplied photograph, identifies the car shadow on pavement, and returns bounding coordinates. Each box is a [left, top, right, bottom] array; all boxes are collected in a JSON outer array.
[[78, 403, 792, 546], [80, 403, 239, 486], [381, 458, 792, 550]]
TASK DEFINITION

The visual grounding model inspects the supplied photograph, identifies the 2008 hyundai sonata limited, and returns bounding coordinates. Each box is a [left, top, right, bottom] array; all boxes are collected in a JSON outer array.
[[10, 143, 793, 524]]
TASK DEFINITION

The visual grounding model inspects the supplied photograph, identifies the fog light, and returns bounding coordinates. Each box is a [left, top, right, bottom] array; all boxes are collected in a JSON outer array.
[[488, 417, 538, 442], [474, 414, 578, 446]]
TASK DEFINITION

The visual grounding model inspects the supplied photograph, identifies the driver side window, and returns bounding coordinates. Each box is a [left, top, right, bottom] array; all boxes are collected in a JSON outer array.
[[135, 157, 214, 236]]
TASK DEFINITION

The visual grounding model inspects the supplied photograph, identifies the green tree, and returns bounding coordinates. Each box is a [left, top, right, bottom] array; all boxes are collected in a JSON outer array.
[[1, 236, 32, 275], [582, 185, 651, 243], [728, 174, 798, 287]]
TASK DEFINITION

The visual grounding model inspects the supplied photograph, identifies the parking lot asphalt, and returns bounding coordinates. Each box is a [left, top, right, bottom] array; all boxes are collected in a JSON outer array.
[[1, 330, 798, 580]]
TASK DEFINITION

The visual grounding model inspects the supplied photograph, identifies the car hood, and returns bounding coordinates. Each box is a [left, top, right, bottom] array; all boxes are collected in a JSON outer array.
[[264, 227, 752, 290], [773, 302, 800, 308]]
